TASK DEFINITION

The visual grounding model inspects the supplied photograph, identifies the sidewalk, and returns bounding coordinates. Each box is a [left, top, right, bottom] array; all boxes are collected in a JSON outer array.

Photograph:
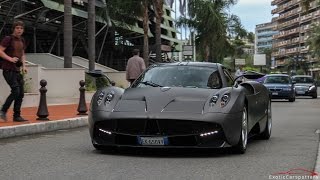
[[0, 104, 89, 138]]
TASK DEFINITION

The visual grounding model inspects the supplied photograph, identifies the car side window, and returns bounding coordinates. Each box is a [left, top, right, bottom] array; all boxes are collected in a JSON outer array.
[[223, 69, 234, 87]]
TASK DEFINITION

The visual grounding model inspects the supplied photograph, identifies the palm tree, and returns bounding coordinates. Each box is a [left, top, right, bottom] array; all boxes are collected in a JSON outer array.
[[142, 0, 150, 66], [177, 0, 239, 61], [153, 0, 164, 63], [308, 24, 320, 57], [88, 0, 95, 71], [64, 0, 72, 68], [99, 0, 151, 66]]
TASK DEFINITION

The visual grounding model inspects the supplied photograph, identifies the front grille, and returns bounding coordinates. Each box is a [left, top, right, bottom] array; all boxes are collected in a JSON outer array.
[[269, 88, 282, 92], [95, 119, 220, 136]]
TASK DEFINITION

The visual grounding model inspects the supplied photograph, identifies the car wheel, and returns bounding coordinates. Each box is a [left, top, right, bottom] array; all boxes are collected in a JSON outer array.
[[92, 141, 115, 152], [260, 100, 272, 140], [312, 93, 317, 99], [233, 106, 248, 154], [93, 143, 104, 151], [288, 97, 295, 102]]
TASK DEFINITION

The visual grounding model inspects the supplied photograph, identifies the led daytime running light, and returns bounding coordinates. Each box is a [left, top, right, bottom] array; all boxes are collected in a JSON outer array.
[[200, 131, 218, 137]]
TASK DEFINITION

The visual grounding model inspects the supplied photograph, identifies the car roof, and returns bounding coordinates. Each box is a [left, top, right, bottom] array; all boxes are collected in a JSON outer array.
[[155, 62, 221, 68], [292, 75, 312, 78], [266, 74, 289, 77]]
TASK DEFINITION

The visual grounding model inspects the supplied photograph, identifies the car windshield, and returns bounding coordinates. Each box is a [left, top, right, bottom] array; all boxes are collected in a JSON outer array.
[[292, 76, 314, 83], [132, 65, 222, 89], [264, 76, 291, 84]]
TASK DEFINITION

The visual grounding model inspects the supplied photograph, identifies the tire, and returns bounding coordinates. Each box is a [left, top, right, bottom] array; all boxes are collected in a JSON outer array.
[[260, 100, 272, 140], [93, 143, 104, 151], [288, 97, 295, 102], [312, 93, 317, 99], [233, 106, 248, 154]]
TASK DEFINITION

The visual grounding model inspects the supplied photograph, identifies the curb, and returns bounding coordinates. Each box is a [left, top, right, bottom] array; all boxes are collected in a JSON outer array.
[[314, 130, 320, 180], [0, 117, 88, 139]]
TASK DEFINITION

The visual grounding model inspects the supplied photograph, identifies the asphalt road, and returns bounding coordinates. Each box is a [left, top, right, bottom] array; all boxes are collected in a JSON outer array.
[[0, 97, 320, 180]]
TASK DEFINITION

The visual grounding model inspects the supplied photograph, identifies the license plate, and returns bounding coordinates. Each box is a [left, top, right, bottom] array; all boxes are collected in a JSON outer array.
[[297, 91, 305, 95], [272, 92, 278, 95], [138, 136, 169, 146]]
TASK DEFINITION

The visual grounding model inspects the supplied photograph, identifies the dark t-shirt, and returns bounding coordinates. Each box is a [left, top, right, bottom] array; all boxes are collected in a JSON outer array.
[[0, 35, 25, 71]]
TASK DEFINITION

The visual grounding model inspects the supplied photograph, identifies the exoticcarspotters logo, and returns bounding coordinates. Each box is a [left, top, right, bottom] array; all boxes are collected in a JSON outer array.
[[269, 168, 319, 180]]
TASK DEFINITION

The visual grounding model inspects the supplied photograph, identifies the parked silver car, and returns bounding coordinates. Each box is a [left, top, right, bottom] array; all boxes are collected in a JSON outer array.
[[292, 75, 317, 98]]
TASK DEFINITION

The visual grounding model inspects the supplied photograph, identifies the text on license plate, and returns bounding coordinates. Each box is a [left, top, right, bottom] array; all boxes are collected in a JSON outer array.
[[272, 92, 278, 95], [138, 137, 169, 146]]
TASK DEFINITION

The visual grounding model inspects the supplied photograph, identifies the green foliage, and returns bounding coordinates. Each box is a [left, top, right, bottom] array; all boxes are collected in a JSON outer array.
[[243, 66, 259, 72], [85, 74, 111, 91], [177, 0, 240, 61], [296, 69, 305, 75], [85, 75, 96, 92], [22, 72, 32, 93]]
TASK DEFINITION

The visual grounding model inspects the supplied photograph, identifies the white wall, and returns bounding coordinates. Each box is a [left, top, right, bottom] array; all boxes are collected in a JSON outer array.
[[41, 68, 85, 98], [0, 66, 86, 107]]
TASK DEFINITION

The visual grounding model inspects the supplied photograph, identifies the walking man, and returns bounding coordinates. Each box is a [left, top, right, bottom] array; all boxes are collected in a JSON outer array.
[[126, 49, 146, 85], [0, 21, 28, 122]]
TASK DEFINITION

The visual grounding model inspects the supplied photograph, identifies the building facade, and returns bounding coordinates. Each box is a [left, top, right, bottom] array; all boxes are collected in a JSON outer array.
[[255, 22, 278, 54], [271, 0, 320, 74], [0, 0, 181, 70]]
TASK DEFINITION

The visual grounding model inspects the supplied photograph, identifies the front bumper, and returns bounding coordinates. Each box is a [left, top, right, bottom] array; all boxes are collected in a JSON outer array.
[[269, 91, 294, 99], [295, 87, 317, 96], [89, 111, 243, 148]]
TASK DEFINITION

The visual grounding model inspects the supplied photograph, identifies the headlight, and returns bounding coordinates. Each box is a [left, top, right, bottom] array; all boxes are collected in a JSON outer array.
[[97, 91, 105, 106], [105, 91, 115, 104], [210, 95, 219, 107], [309, 85, 316, 91], [220, 93, 231, 107], [282, 87, 291, 91]]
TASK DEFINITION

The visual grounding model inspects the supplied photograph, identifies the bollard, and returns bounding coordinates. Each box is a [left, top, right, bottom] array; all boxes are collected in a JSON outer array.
[[77, 80, 88, 115], [37, 79, 49, 120]]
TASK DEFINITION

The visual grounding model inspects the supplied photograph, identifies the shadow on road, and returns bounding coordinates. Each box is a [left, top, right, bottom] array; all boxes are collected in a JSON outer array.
[[93, 138, 266, 158]]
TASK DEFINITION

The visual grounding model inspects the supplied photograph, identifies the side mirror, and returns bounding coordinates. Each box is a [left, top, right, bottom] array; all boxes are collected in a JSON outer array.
[[86, 70, 115, 87]]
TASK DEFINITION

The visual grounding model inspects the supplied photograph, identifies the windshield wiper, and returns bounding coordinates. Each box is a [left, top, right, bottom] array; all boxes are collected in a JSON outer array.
[[140, 81, 163, 87]]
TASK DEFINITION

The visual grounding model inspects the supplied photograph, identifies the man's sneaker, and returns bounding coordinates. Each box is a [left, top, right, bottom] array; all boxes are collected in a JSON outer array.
[[13, 116, 28, 122], [0, 111, 7, 121]]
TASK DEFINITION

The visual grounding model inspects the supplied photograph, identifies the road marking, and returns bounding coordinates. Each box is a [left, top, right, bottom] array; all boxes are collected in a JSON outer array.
[[316, 129, 320, 134]]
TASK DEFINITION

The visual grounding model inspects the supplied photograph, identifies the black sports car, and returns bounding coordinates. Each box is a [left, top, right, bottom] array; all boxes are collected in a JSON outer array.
[[88, 62, 272, 154]]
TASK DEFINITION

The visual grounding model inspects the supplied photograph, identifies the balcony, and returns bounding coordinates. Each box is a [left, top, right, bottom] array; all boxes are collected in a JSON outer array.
[[313, 10, 320, 19], [301, 46, 309, 52], [291, 37, 300, 44], [287, 47, 299, 54], [271, 0, 286, 6], [300, 24, 311, 33], [272, 16, 279, 22], [277, 17, 300, 29], [300, 13, 313, 23], [276, 7, 302, 21]]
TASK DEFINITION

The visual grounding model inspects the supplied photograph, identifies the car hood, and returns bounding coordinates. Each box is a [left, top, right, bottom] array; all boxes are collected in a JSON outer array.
[[294, 83, 314, 87], [263, 83, 292, 88], [113, 87, 217, 114]]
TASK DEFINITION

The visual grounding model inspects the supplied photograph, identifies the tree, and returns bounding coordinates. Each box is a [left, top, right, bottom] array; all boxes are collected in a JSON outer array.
[[99, 0, 151, 66], [308, 23, 320, 58], [247, 32, 255, 43], [177, 0, 241, 62], [64, 0, 72, 68], [153, 0, 164, 63], [142, 0, 150, 66], [88, 0, 95, 71]]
